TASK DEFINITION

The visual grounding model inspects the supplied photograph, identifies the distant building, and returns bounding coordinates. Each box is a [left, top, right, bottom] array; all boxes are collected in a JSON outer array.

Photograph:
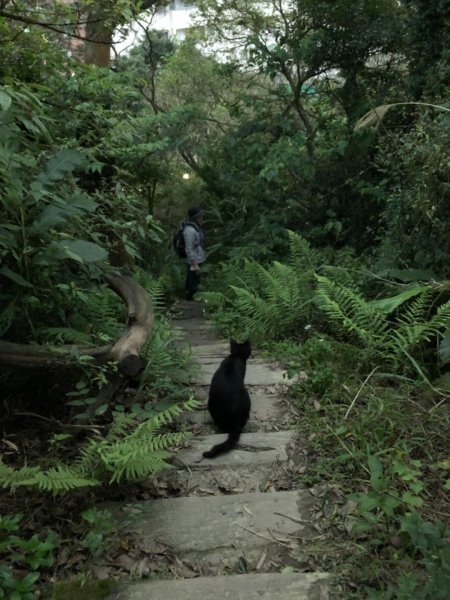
[[155, 1, 195, 41], [114, 1, 196, 54]]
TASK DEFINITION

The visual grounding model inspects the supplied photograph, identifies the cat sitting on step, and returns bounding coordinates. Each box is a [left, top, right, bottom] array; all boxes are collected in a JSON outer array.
[[203, 340, 252, 459]]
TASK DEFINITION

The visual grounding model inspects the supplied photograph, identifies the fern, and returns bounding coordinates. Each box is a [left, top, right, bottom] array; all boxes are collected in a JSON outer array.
[[200, 236, 319, 338], [315, 275, 389, 349], [388, 297, 450, 364], [0, 461, 99, 492], [0, 398, 199, 493], [229, 259, 312, 337], [315, 275, 450, 374], [38, 327, 92, 345], [134, 269, 166, 313], [287, 230, 323, 271]]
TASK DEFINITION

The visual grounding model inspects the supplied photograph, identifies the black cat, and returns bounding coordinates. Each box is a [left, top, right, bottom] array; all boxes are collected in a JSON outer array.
[[203, 340, 252, 459]]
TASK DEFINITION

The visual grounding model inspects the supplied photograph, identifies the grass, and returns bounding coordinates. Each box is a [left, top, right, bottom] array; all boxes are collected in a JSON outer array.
[[50, 579, 113, 600], [267, 335, 450, 598]]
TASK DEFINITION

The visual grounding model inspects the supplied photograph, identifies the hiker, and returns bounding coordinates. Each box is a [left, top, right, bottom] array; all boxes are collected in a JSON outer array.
[[183, 206, 206, 300]]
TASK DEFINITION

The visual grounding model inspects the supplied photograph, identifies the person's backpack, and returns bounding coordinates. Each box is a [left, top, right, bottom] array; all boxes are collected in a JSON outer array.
[[172, 221, 199, 258]]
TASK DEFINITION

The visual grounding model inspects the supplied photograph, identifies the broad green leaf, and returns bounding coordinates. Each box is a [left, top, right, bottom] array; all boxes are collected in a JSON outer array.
[[368, 455, 384, 492], [35, 149, 85, 186], [369, 286, 427, 314], [0, 266, 32, 287], [386, 268, 437, 282], [444, 479, 450, 490], [0, 90, 11, 112], [35, 196, 97, 229], [54, 240, 108, 263], [402, 491, 423, 507]]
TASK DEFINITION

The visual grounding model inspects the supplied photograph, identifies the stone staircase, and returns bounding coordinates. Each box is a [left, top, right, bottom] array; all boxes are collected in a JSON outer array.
[[106, 301, 331, 599]]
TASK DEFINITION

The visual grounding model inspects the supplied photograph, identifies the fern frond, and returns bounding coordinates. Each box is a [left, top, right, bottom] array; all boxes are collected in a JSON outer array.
[[287, 230, 323, 272], [315, 275, 388, 347], [0, 398, 199, 493], [106, 450, 173, 483], [197, 291, 228, 307], [22, 466, 100, 492], [389, 298, 450, 361], [0, 460, 99, 492], [0, 461, 42, 490], [134, 269, 166, 313], [38, 327, 92, 344]]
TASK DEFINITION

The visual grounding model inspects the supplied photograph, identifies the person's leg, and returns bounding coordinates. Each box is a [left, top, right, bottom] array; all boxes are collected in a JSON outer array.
[[185, 267, 201, 300]]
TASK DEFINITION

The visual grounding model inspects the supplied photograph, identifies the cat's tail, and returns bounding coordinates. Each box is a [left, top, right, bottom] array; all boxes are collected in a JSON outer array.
[[202, 429, 241, 459]]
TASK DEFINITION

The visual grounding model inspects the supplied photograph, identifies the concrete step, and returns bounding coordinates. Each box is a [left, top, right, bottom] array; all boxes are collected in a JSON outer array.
[[189, 342, 230, 358], [158, 430, 304, 496], [108, 572, 331, 600], [177, 430, 296, 468], [113, 490, 314, 559], [195, 360, 287, 386]]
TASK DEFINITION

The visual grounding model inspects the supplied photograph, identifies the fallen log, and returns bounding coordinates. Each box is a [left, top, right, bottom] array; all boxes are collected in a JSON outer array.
[[0, 273, 153, 376]]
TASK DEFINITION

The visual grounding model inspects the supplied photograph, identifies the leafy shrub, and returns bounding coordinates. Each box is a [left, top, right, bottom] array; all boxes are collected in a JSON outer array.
[[0, 514, 58, 600]]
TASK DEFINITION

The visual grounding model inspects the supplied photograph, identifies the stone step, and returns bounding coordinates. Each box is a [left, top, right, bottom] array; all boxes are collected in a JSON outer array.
[[176, 430, 296, 468], [159, 430, 304, 496], [113, 490, 314, 559], [189, 342, 230, 357], [108, 572, 331, 600], [196, 360, 287, 386]]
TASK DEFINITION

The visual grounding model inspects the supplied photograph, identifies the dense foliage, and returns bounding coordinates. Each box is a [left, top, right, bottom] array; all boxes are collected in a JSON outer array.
[[0, 0, 449, 598]]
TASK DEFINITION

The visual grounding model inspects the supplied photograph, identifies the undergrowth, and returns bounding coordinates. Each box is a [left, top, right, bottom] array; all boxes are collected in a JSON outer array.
[[202, 232, 450, 598]]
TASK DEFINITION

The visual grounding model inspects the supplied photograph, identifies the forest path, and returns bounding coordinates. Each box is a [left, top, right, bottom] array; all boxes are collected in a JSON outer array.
[[106, 301, 331, 599]]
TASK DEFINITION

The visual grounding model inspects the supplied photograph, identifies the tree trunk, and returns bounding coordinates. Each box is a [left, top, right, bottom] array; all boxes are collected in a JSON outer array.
[[84, 10, 114, 68], [0, 274, 153, 377]]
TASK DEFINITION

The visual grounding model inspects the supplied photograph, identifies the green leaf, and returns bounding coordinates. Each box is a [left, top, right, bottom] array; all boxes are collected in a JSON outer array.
[[386, 268, 438, 282], [444, 479, 450, 490], [402, 491, 423, 507], [35, 149, 85, 186], [369, 286, 427, 314], [54, 240, 108, 263], [368, 455, 384, 492], [282, 566, 295, 573], [35, 196, 97, 229], [95, 404, 108, 416], [0, 90, 11, 112], [0, 266, 33, 287], [357, 493, 381, 513]]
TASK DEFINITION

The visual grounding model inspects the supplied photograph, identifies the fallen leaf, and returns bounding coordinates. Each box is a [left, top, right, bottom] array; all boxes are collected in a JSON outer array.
[[173, 557, 198, 578], [66, 552, 86, 568], [114, 554, 137, 572], [282, 565, 295, 573], [3, 440, 19, 452], [256, 551, 266, 570]]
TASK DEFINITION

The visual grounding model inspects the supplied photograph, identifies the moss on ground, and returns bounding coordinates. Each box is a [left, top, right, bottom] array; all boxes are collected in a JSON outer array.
[[50, 579, 113, 600]]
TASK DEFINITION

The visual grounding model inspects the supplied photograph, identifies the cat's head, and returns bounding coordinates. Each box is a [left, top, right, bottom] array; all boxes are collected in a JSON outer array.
[[230, 339, 252, 359]]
